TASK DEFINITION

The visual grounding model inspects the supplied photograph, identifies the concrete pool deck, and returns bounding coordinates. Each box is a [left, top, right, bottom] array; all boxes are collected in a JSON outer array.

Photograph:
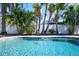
[[0, 35, 79, 41]]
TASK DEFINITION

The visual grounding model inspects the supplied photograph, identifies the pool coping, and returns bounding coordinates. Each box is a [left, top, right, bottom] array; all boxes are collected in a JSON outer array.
[[0, 35, 79, 41]]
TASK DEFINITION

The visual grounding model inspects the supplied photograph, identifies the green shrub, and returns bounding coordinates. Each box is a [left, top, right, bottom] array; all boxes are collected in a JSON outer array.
[[49, 29, 55, 33]]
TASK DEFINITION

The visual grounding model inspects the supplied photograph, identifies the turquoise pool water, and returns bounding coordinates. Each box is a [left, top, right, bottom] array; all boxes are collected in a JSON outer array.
[[0, 37, 79, 56]]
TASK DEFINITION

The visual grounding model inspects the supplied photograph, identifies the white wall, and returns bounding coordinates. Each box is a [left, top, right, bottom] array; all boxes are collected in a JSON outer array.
[[6, 25, 18, 34], [0, 21, 79, 34], [39, 24, 68, 34]]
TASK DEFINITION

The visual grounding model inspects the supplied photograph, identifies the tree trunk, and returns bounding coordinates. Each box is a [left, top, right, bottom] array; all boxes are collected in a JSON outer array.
[[44, 13, 52, 33], [55, 10, 59, 34], [56, 21, 58, 34], [41, 4, 48, 33], [1, 3, 7, 34], [38, 16, 41, 34], [38, 4, 42, 34], [35, 16, 38, 34]]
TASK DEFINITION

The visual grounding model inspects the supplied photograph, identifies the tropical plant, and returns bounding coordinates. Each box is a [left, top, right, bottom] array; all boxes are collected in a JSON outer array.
[[54, 3, 65, 34], [41, 3, 48, 33], [7, 5, 35, 34], [63, 5, 75, 34], [1, 3, 19, 34], [33, 4, 41, 34], [26, 25, 35, 34], [1, 3, 7, 34], [44, 4, 55, 33], [49, 29, 55, 34]]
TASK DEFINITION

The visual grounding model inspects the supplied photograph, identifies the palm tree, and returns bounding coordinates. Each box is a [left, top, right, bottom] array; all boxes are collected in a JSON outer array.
[[1, 3, 7, 34], [54, 3, 65, 34], [54, 13, 59, 34], [38, 3, 43, 33], [1, 3, 15, 35], [33, 4, 41, 34], [44, 4, 55, 33], [41, 3, 48, 34]]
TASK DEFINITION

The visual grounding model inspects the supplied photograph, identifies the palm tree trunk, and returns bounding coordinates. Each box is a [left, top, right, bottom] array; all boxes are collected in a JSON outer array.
[[55, 10, 59, 34], [41, 4, 48, 33], [56, 21, 58, 34], [38, 16, 41, 34], [35, 16, 38, 34], [38, 4, 42, 34], [44, 13, 52, 33], [1, 3, 7, 34]]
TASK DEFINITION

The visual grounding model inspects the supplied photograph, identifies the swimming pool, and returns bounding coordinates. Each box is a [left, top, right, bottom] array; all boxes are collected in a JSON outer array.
[[0, 37, 79, 56]]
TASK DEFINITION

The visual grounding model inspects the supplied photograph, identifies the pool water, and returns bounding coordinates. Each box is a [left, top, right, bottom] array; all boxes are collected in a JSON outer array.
[[0, 37, 79, 56]]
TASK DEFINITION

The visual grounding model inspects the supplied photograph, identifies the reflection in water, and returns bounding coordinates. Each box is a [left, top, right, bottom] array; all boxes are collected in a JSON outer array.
[[21, 37, 79, 46], [67, 40, 79, 46]]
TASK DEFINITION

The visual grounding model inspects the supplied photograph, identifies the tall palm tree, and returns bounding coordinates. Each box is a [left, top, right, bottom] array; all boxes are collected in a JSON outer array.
[[33, 4, 41, 34], [38, 3, 43, 33], [44, 4, 55, 33], [1, 3, 7, 34], [54, 3, 65, 34], [54, 13, 59, 34], [1, 3, 15, 35], [41, 3, 48, 33]]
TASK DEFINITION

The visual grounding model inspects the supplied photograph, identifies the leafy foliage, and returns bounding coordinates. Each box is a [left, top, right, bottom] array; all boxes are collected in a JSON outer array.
[[7, 4, 35, 34], [33, 4, 41, 16], [63, 5, 79, 34], [49, 29, 55, 33]]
